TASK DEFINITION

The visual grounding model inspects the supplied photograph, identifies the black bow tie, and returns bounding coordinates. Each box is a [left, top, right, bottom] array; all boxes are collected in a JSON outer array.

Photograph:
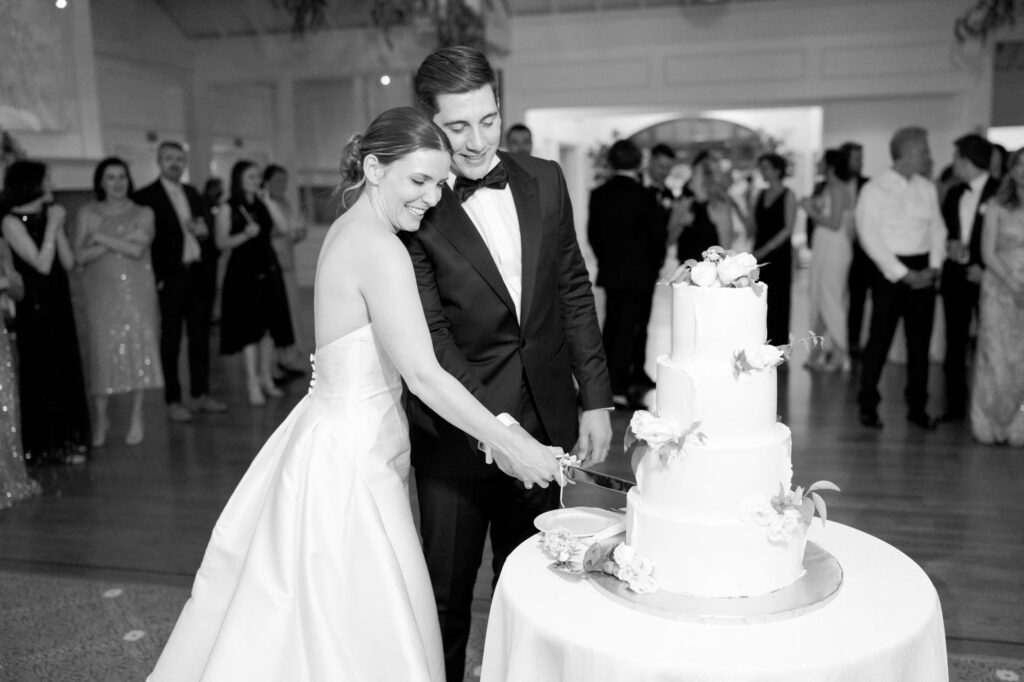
[[453, 163, 508, 203]]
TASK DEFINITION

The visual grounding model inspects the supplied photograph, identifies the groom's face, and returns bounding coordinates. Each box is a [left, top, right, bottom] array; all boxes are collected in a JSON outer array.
[[432, 85, 501, 180]]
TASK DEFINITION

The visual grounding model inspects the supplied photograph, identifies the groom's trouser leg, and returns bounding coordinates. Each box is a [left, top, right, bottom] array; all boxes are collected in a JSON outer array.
[[416, 472, 489, 682], [415, 388, 558, 682]]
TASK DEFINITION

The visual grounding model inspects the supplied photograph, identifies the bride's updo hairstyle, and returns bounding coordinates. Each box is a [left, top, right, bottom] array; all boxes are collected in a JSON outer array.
[[337, 106, 453, 210]]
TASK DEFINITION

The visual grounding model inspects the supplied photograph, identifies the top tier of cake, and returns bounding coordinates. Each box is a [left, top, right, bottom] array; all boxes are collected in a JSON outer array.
[[669, 281, 768, 367]]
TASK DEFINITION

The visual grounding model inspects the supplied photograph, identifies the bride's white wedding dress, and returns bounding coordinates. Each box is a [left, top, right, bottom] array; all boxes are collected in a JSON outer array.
[[149, 323, 445, 681]]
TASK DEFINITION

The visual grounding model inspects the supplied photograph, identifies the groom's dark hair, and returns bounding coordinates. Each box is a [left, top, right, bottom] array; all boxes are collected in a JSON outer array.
[[414, 46, 499, 116]]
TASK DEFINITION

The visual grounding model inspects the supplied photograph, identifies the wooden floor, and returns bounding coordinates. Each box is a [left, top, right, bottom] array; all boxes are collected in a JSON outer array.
[[1, 274, 1022, 661]]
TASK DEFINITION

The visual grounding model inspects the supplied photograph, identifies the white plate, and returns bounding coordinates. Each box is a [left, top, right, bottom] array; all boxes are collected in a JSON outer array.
[[534, 507, 624, 537]]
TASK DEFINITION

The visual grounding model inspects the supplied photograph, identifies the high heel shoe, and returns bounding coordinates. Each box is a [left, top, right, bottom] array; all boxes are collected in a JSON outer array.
[[247, 379, 266, 406]]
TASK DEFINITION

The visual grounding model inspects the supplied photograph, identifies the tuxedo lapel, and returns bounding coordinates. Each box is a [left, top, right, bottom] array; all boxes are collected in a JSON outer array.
[[500, 152, 542, 327], [970, 176, 1001, 264], [428, 184, 518, 318]]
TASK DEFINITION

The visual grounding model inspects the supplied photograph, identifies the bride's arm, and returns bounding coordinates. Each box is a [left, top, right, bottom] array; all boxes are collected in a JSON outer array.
[[358, 234, 561, 488]]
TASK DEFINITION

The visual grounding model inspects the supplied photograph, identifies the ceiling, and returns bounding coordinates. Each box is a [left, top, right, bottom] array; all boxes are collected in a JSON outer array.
[[151, 0, 744, 40]]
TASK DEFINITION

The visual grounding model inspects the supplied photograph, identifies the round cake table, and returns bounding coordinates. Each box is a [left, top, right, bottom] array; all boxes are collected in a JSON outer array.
[[480, 521, 947, 682]]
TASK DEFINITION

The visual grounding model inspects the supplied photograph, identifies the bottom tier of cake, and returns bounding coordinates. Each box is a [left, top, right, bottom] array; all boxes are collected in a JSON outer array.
[[625, 490, 807, 597]]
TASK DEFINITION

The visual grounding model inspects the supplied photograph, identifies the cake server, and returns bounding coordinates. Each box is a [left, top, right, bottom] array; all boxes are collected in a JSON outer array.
[[565, 464, 635, 494]]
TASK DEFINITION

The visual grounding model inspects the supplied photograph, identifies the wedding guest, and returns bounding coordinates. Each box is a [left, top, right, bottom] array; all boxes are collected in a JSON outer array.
[[1, 160, 91, 464], [216, 160, 294, 406], [971, 148, 1024, 445], [201, 177, 226, 324], [842, 141, 874, 357], [74, 157, 164, 447], [801, 149, 855, 372], [135, 142, 227, 422], [749, 153, 797, 345], [646, 143, 677, 204], [408, 46, 612, 682], [0, 233, 42, 506], [262, 164, 308, 376], [990, 143, 1008, 183], [504, 123, 532, 155], [940, 134, 997, 422], [673, 153, 735, 262], [855, 127, 946, 430], [588, 139, 666, 407]]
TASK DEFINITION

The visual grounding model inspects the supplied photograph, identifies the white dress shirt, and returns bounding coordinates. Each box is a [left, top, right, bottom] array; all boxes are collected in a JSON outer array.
[[160, 177, 202, 265], [449, 157, 523, 320], [957, 172, 990, 246], [854, 169, 946, 282]]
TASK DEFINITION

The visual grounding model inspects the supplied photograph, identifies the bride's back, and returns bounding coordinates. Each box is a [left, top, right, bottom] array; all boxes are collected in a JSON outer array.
[[312, 205, 381, 350]]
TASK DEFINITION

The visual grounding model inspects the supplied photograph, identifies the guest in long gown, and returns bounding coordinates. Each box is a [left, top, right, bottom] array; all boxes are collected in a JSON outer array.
[[216, 160, 294, 406], [971, 148, 1024, 445], [261, 164, 309, 377], [750, 153, 797, 345], [0, 234, 42, 507], [74, 158, 164, 447], [0, 161, 90, 465], [801, 149, 856, 372]]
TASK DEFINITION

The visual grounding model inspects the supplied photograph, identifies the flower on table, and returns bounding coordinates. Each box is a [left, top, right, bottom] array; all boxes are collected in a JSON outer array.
[[540, 528, 581, 565], [585, 541, 659, 594]]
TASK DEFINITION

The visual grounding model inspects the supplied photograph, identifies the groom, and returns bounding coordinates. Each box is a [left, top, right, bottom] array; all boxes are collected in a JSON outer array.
[[403, 46, 613, 682]]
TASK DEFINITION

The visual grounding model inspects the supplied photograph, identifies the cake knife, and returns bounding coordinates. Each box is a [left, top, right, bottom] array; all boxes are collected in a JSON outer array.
[[565, 464, 635, 494]]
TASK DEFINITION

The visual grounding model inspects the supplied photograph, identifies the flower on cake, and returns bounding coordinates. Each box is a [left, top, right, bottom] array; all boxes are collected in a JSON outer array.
[[584, 541, 659, 594], [625, 410, 706, 466], [665, 246, 763, 290], [741, 481, 841, 543], [732, 332, 823, 378]]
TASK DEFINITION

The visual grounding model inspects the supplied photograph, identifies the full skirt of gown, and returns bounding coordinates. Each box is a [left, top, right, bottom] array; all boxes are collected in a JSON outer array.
[[149, 323, 444, 681]]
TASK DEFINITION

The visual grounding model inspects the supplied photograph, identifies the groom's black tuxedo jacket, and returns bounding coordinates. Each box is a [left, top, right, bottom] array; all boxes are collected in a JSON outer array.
[[401, 151, 612, 479]]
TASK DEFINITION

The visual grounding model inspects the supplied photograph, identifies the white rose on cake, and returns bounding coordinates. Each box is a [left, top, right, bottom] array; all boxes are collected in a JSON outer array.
[[689, 260, 720, 288], [629, 411, 682, 451], [717, 254, 751, 284], [742, 344, 785, 369]]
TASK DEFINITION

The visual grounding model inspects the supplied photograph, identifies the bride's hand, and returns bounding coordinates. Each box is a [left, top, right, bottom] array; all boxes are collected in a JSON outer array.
[[491, 424, 562, 489]]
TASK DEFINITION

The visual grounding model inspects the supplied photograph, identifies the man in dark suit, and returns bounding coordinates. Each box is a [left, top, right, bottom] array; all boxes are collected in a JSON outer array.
[[134, 142, 226, 422], [589, 139, 666, 408], [404, 46, 613, 682], [841, 141, 874, 356], [940, 134, 997, 421]]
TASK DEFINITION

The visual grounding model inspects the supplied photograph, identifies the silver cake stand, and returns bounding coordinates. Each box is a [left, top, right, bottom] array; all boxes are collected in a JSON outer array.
[[583, 538, 843, 625]]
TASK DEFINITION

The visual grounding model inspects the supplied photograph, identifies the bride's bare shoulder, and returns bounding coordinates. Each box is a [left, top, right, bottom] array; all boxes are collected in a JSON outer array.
[[318, 213, 406, 272]]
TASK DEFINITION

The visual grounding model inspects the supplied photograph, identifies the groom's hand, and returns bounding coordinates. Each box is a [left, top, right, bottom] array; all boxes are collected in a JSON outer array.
[[491, 425, 561, 489], [573, 409, 612, 465]]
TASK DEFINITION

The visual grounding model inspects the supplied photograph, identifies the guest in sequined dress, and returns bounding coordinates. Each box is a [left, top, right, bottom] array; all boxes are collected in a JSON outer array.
[[971, 148, 1024, 446], [0, 161, 90, 465], [75, 158, 164, 447], [216, 160, 294, 406], [0, 234, 42, 507]]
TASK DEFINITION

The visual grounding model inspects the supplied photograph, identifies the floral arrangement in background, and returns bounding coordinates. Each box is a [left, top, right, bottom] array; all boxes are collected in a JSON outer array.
[[741, 481, 841, 543], [732, 332, 822, 378], [666, 247, 763, 290], [624, 411, 706, 467]]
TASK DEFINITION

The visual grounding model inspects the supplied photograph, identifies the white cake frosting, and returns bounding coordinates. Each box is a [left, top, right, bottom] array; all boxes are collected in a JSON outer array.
[[625, 279, 808, 597]]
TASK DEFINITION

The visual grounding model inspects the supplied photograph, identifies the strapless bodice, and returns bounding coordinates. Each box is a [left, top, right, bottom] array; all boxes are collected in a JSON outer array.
[[309, 324, 401, 402]]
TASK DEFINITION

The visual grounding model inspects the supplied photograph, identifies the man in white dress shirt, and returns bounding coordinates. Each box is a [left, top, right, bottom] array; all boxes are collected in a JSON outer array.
[[403, 46, 613, 682], [855, 126, 946, 429]]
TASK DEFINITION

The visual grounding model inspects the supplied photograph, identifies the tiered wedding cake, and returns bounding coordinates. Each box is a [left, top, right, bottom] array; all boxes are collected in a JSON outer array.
[[624, 249, 830, 598]]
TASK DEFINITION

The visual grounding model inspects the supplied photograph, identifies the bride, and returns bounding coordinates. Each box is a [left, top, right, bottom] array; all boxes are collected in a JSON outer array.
[[148, 107, 563, 682]]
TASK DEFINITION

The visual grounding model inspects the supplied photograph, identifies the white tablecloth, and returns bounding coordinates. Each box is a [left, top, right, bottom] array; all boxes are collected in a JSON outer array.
[[481, 521, 947, 682]]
